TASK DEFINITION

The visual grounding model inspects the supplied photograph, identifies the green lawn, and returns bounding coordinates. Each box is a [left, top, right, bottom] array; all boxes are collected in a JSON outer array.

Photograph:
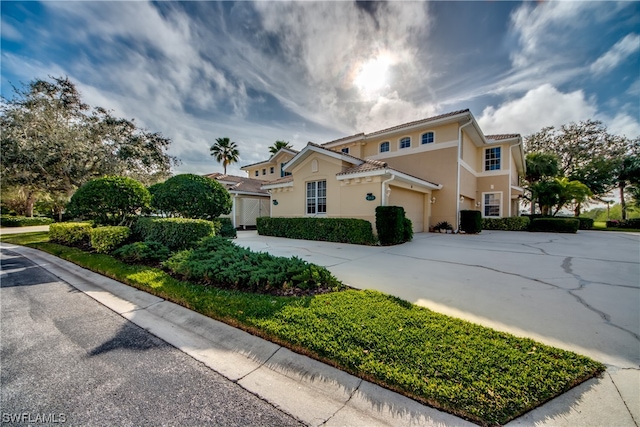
[[593, 222, 640, 232], [2, 232, 605, 426]]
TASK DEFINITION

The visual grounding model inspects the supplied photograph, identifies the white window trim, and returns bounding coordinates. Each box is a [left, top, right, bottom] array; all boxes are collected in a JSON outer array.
[[484, 147, 502, 171], [380, 141, 390, 153], [420, 131, 435, 145], [398, 136, 411, 150], [482, 191, 502, 218], [306, 180, 327, 215]]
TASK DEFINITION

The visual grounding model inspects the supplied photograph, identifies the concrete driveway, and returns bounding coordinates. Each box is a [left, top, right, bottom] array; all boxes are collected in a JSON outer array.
[[237, 230, 639, 370]]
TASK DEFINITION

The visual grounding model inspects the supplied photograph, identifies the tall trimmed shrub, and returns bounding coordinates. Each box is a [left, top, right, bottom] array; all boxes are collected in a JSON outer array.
[[149, 174, 232, 220], [67, 176, 150, 225], [460, 210, 482, 234], [49, 222, 93, 246], [376, 206, 412, 245], [90, 226, 131, 254]]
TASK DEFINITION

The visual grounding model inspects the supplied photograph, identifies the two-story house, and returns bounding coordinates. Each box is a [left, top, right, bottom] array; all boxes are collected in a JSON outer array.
[[241, 109, 525, 233]]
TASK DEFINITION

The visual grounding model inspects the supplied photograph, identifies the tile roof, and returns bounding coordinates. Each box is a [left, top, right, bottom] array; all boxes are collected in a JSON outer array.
[[366, 109, 471, 138], [485, 134, 521, 141], [305, 141, 366, 165], [240, 148, 299, 169], [204, 173, 268, 194], [260, 176, 294, 187], [321, 132, 365, 146], [336, 159, 387, 176]]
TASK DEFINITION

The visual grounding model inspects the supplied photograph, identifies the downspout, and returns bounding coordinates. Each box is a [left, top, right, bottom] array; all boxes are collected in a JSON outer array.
[[509, 141, 523, 217], [231, 193, 237, 228], [381, 173, 395, 206], [456, 119, 473, 232]]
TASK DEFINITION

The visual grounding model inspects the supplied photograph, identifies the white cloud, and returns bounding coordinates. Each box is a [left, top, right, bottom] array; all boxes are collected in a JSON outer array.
[[590, 33, 640, 76], [606, 113, 640, 138], [478, 84, 597, 135]]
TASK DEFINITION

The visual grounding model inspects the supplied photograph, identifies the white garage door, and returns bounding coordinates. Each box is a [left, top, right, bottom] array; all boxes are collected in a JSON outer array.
[[388, 186, 424, 233]]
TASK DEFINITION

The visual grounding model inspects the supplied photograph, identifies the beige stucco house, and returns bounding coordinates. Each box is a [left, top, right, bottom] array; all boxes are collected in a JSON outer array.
[[204, 173, 270, 229], [240, 109, 525, 233]]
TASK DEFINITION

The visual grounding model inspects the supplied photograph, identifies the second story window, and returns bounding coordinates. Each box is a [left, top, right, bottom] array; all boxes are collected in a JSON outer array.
[[270, 166, 274, 174], [421, 132, 434, 144], [341, 147, 349, 154], [380, 141, 390, 153], [280, 162, 292, 177], [400, 137, 411, 149], [262, 168, 266, 175], [254, 170, 259, 177], [485, 147, 501, 171]]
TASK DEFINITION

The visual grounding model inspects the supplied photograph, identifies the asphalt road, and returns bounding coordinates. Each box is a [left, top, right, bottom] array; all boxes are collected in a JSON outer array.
[[0, 247, 302, 426]]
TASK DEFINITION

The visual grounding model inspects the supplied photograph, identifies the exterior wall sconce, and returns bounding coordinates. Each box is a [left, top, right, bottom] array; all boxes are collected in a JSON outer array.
[[366, 193, 376, 201], [272, 200, 279, 206], [475, 202, 481, 208], [460, 196, 465, 202], [430, 197, 436, 204]]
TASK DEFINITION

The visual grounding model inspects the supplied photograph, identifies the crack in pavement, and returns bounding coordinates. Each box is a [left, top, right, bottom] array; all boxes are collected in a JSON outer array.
[[383, 251, 640, 343]]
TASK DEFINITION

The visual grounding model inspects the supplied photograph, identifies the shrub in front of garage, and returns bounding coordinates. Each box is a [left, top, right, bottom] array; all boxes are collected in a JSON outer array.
[[256, 217, 377, 245], [460, 210, 482, 234], [375, 206, 413, 245]]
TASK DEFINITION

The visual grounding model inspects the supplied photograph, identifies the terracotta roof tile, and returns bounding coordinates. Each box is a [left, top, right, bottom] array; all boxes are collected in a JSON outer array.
[[204, 173, 268, 194], [485, 134, 521, 141], [261, 176, 294, 187], [337, 159, 387, 176]]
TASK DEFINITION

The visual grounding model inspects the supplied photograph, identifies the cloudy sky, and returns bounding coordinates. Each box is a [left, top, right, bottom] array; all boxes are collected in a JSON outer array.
[[2, 1, 639, 176]]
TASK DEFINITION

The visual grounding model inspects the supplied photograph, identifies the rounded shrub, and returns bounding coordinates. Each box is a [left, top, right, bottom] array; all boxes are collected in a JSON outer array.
[[67, 176, 151, 225], [150, 174, 232, 220]]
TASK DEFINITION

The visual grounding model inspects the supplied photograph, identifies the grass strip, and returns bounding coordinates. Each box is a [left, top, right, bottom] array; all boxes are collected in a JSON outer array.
[[2, 232, 605, 426]]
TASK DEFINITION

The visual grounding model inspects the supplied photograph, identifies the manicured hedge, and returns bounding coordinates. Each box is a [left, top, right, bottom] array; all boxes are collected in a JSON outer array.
[[376, 206, 412, 245], [529, 218, 580, 233], [134, 217, 217, 251], [163, 236, 343, 292], [215, 217, 237, 238], [576, 217, 594, 230], [460, 210, 482, 234], [90, 226, 131, 254], [257, 217, 377, 245], [619, 218, 640, 229], [49, 222, 93, 246], [482, 217, 530, 231], [0, 216, 54, 227]]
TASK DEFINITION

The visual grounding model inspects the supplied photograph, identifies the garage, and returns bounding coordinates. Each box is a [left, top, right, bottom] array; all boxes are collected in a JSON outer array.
[[388, 185, 426, 233]]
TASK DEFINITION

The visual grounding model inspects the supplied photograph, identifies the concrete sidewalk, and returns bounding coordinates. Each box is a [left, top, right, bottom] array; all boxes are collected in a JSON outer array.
[[2, 234, 638, 426]]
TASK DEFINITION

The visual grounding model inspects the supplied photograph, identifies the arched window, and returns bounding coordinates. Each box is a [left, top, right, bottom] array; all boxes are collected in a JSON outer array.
[[399, 137, 411, 149], [380, 141, 390, 153], [421, 132, 434, 144]]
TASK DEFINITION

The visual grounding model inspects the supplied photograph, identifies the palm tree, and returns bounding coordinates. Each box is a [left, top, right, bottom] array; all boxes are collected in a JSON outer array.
[[210, 137, 239, 175], [269, 140, 292, 155]]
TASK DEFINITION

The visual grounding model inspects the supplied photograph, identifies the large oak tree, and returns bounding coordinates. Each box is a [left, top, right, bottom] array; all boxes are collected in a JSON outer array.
[[1, 76, 178, 216]]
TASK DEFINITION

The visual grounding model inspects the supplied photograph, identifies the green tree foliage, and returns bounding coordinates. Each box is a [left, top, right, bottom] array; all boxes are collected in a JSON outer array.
[[524, 152, 560, 214], [149, 174, 231, 220], [67, 176, 151, 225], [210, 137, 239, 175], [524, 120, 636, 215], [0, 76, 177, 216], [614, 153, 640, 219], [269, 140, 293, 155]]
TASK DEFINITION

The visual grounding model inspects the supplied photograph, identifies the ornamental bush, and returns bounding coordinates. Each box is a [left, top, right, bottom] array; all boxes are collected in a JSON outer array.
[[376, 206, 412, 245], [482, 217, 530, 231], [460, 210, 482, 234], [529, 218, 579, 233], [257, 217, 376, 245], [90, 226, 131, 254], [149, 174, 232, 220], [215, 217, 237, 238], [112, 241, 171, 263], [619, 218, 640, 229], [133, 217, 217, 250], [163, 236, 343, 292], [49, 222, 93, 246], [0, 216, 54, 227], [67, 176, 151, 226], [576, 217, 594, 230]]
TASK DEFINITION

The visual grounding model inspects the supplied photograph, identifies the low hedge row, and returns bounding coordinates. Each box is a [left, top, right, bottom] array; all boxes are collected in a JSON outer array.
[[134, 217, 217, 250], [49, 222, 93, 246], [163, 236, 343, 292], [1, 216, 54, 227], [257, 217, 377, 245], [617, 218, 640, 229], [482, 217, 530, 231], [529, 218, 580, 233], [90, 226, 131, 254], [112, 241, 171, 263]]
